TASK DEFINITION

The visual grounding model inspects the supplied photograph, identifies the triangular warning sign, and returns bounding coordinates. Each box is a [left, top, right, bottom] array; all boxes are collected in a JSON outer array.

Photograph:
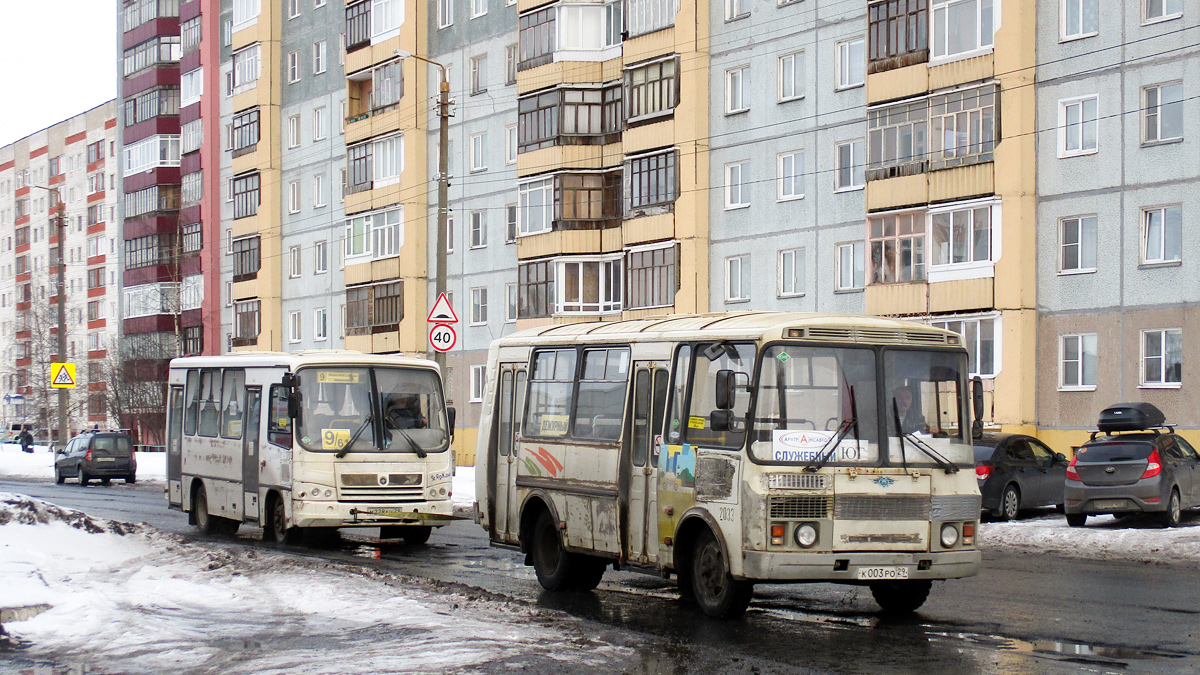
[[52, 365, 75, 387], [427, 293, 458, 323]]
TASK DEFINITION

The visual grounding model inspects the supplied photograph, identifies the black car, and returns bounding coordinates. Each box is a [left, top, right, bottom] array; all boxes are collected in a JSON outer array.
[[974, 433, 1069, 520], [54, 430, 136, 486]]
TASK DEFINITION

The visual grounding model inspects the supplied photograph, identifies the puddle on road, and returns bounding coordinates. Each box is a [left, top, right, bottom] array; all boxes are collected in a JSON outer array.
[[930, 629, 1183, 665]]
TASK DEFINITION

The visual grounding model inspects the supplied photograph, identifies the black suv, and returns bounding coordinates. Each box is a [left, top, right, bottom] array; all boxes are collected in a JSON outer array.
[[1064, 403, 1199, 528], [54, 430, 137, 486]]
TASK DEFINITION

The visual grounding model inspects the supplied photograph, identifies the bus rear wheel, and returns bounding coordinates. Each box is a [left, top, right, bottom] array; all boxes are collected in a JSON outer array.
[[870, 580, 932, 614], [690, 529, 753, 619]]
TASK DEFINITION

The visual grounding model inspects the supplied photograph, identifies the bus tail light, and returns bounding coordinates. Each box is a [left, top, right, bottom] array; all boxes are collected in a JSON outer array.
[[770, 523, 785, 546]]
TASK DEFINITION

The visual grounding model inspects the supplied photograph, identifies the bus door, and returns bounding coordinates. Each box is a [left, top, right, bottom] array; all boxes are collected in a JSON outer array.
[[167, 384, 185, 507], [242, 387, 262, 522], [492, 364, 526, 543], [623, 363, 670, 564]]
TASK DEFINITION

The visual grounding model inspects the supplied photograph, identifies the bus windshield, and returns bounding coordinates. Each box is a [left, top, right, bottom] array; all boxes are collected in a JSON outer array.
[[295, 366, 449, 454], [883, 349, 972, 468]]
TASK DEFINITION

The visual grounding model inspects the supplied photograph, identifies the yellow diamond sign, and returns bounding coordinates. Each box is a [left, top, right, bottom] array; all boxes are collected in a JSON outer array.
[[50, 362, 77, 389]]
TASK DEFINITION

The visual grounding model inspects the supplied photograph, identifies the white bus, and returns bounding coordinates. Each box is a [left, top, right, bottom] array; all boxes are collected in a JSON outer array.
[[475, 312, 982, 617], [167, 351, 456, 544]]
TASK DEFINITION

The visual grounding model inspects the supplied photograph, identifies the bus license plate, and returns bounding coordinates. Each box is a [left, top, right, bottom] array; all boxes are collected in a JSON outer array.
[[856, 566, 909, 581]]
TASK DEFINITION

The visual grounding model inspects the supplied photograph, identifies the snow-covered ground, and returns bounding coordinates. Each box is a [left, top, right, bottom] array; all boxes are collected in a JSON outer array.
[[0, 492, 628, 673], [0, 442, 166, 482], [979, 511, 1200, 567]]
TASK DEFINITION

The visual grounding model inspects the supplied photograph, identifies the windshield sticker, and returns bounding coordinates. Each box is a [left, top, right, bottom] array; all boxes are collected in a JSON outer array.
[[538, 414, 569, 436], [771, 430, 867, 463], [776, 352, 791, 363], [317, 371, 359, 384], [322, 428, 352, 450], [688, 416, 706, 430]]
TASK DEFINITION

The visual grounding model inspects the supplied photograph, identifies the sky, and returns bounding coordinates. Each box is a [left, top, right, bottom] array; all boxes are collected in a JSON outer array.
[[0, 1, 118, 147]]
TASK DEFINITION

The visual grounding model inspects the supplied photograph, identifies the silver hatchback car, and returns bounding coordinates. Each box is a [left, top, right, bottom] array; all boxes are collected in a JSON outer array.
[[1064, 403, 1200, 528]]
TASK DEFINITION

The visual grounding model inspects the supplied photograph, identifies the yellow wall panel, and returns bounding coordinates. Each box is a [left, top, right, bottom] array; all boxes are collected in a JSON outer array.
[[621, 213, 674, 246], [928, 53, 994, 91], [866, 174, 929, 211], [623, 119, 674, 155], [622, 28, 677, 64], [866, 63, 929, 105], [344, 261, 373, 286], [517, 61, 608, 95], [928, 162, 994, 202], [865, 283, 927, 316], [928, 277, 993, 314]]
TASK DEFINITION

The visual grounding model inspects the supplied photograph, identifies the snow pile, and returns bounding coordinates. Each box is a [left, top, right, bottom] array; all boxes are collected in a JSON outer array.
[[0, 493, 627, 673], [451, 465, 475, 513], [0, 442, 166, 482], [980, 513, 1200, 566], [0, 492, 142, 533]]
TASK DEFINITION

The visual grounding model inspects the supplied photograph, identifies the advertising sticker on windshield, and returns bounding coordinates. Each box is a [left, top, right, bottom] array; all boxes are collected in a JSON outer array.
[[772, 430, 867, 463], [317, 371, 360, 384]]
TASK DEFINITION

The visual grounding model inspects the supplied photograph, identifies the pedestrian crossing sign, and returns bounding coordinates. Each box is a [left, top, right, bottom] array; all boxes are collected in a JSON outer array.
[[50, 362, 77, 389]]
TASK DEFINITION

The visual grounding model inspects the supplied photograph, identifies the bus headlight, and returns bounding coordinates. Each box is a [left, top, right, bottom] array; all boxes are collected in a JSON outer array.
[[794, 523, 818, 548], [940, 523, 959, 548]]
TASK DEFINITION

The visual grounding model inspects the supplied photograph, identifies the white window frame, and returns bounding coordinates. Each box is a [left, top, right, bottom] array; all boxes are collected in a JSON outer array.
[[371, 0, 403, 39], [232, 0, 261, 29], [724, 161, 749, 209], [931, 0, 996, 63], [1143, 82, 1184, 144], [725, 254, 750, 302], [1143, 0, 1183, 25], [288, 0, 301, 19], [505, 282, 518, 322], [470, 210, 487, 248], [835, 139, 865, 192], [835, 38, 865, 90], [518, 177, 553, 236], [932, 314, 1001, 378], [778, 51, 804, 102], [470, 132, 488, 172], [1059, 215, 1097, 274], [505, 125, 517, 165], [725, 65, 748, 114], [1058, 95, 1098, 157], [289, 245, 302, 277], [315, 240, 329, 274], [927, 198, 1001, 281], [1061, 0, 1098, 41], [313, 106, 328, 141], [313, 40, 327, 75], [438, 0, 454, 28], [778, 247, 805, 298], [725, 0, 749, 21], [313, 173, 327, 208], [1141, 328, 1182, 387], [232, 44, 261, 93], [470, 364, 486, 402], [373, 133, 403, 187], [835, 241, 865, 291], [1141, 205, 1183, 264], [181, 68, 203, 107], [554, 255, 623, 314], [470, 54, 487, 94], [287, 114, 300, 148], [288, 180, 301, 214], [472, 0, 488, 18], [287, 50, 300, 83], [1059, 333, 1098, 391], [288, 310, 302, 343], [777, 150, 804, 201], [470, 287, 488, 326], [314, 308, 328, 341]]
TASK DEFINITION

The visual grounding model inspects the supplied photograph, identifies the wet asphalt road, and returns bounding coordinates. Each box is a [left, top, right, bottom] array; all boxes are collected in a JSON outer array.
[[3, 477, 1199, 675]]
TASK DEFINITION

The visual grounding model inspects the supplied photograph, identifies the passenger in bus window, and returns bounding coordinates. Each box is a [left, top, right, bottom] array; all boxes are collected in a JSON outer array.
[[385, 394, 427, 429], [893, 384, 928, 435]]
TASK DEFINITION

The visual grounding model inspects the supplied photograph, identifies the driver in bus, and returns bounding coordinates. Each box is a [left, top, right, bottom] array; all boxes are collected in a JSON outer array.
[[893, 384, 930, 435], [385, 394, 427, 430]]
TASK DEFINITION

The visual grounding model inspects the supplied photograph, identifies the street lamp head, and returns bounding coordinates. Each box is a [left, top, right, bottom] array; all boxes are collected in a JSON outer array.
[[393, 49, 413, 59]]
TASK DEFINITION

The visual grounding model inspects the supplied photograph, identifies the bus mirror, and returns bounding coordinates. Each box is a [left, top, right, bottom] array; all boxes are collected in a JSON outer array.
[[288, 391, 302, 420], [715, 369, 736, 410], [447, 406, 457, 432], [710, 409, 732, 432], [971, 376, 984, 439]]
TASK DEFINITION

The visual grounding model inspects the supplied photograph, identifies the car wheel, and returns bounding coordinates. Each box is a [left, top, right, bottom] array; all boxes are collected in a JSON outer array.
[[1159, 489, 1182, 528], [55, 467, 64, 485], [125, 474, 136, 484], [100, 478, 111, 486], [1066, 513, 1087, 527], [870, 580, 933, 614], [691, 528, 754, 619], [1000, 485, 1020, 521], [77, 465, 89, 486]]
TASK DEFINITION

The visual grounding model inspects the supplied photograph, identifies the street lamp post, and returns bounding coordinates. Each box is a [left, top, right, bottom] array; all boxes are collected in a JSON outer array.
[[30, 185, 69, 452], [395, 49, 451, 373]]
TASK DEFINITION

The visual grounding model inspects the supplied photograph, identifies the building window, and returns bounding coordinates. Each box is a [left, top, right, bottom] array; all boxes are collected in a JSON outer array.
[[123, 135, 181, 174], [931, 0, 994, 60], [314, 308, 328, 341], [181, 67, 203, 107], [518, 178, 553, 235], [506, 125, 517, 164], [313, 173, 327, 207], [124, 234, 179, 270], [470, 365, 486, 402], [471, 287, 488, 325], [1062, 0, 1098, 39], [506, 204, 518, 243], [836, 241, 866, 291], [374, 133, 402, 185], [232, 173, 260, 219], [554, 172, 621, 226], [866, 98, 927, 179], [778, 248, 805, 297], [555, 257, 622, 314], [346, 1, 371, 50], [289, 245, 302, 277], [870, 211, 926, 283], [288, 181, 301, 214], [929, 84, 997, 170], [1060, 334, 1098, 390], [438, 0, 453, 28], [777, 151, 804, 200], [313, 40, 327, 74], [725, 161, 749, 209], [347, 142, 373, 193], [1143, 0, 1183, 23], [181, 171, 202, 207], [726, 254, 750, 302], [315, 240, 329, 273], [518, 7, 554, 70], [505, 44, 518, 85], [231, 108, 260, 155], [725, 66, 748, 114], [625, 149, 679, 216], [930, 202, 992, 266], [289, 311, 302, 343], [183, 326, 203, 356], [232, 236, 261, 281], [1060, 215, 1097, 273], [124, 86, 181, 127], [624, 56, 678, 122], [627, 0, 678, 37], [506, 283, 518, 322], [233, 0, 261, 26], [234, 300, 261, 342], [1059, 96, 1098, 156], [517, 84, 621, 152], [1143, 82, 1183, 144], [345, 205, 403, 260], [470, 211, 488, 248], [835, 140, 865, 191], [836, 38, 865, 89], [778, 51, 804, 102], [369, 60, 403, 111], [470, 132, 488, 172], [868, 0, 929, 73], [182, 222, 202, 254], [346, 281, 404, 335], [518, 260, 554, 318], [626, 244, 676, 309], [933, 316, 998, 377], [1142, 205, 1182, 264], [1142, 328, 1182, 386], [288, 0, 301, 18], [233, 44, 261, 92], [371, 0, 402, 37], [725, 0, 749, 20], [121, 35, 182, 77], [470, 54, 487, 94]]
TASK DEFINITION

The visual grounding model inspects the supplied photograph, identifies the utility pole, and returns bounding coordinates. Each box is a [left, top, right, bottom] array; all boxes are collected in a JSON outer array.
[[53, 190, 67, 451]]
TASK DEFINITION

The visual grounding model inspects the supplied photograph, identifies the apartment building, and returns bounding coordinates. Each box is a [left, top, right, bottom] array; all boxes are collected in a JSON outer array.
[[708, 0, 867, 314], [1035, 0, 1200, 446], [0, 102, 122, 438], [862, 0, 1038, 432], [427, 0, 521, 462]]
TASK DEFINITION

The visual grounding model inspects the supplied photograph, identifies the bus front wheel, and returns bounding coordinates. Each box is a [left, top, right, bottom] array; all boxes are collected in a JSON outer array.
[[870, 580, 932, 614], [690, 529, 753, 619], [265, 494, 298, 545]]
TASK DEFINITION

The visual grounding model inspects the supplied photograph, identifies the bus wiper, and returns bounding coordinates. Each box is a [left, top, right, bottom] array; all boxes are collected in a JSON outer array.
[[804, 385, 859, 473], [390, 426, 428, 459], [891, 399, 957, 474], [337, 413, 373, 459]]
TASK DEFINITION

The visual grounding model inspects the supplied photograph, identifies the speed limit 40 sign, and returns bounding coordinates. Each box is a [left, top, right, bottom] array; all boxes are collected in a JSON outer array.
[[429, 323, 457, 352]]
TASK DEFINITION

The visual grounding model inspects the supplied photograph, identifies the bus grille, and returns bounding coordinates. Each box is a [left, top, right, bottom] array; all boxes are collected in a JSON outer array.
[[769, 496, 832, 519], [339, 473, 424, 503], [931, 495, 982, 521], [767, 473, 830, 490], [835, 495, 930, 521]]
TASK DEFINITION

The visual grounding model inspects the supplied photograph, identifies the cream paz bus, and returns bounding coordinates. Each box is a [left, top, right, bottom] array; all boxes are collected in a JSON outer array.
[[474, 312, 982, 618], [166, 351, 456, 544]]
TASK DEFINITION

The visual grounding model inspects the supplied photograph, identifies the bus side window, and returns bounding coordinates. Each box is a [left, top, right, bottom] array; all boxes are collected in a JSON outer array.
[[184, 370, 200, 436], [197, 369, 223, 438], [220, 369, 246, 440], [514, 370, 528, 438], [685, 342, 755, 449], [572, 348, 630, 442], [650, 368, 669, 466], [665, 345, 692, 446], [497, 371, 513, 457], [632, 370, 651, 466], [524, 349, 577, 439], [244, 387, 262, 455], [268, 384, 292, 448], [169, 385, 184, 454]]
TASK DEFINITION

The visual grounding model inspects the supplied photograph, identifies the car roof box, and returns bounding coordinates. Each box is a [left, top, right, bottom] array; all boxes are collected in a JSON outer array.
[[1097, 402, 1165, 433]]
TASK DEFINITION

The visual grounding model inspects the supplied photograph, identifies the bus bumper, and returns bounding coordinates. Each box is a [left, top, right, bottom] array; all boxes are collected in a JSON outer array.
[[740, 549, 980, 582], [291, 500, 456, 529]]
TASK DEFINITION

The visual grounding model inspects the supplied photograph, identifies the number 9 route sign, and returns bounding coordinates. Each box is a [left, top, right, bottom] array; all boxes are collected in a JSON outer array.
[[429, 322, 457, 352]]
